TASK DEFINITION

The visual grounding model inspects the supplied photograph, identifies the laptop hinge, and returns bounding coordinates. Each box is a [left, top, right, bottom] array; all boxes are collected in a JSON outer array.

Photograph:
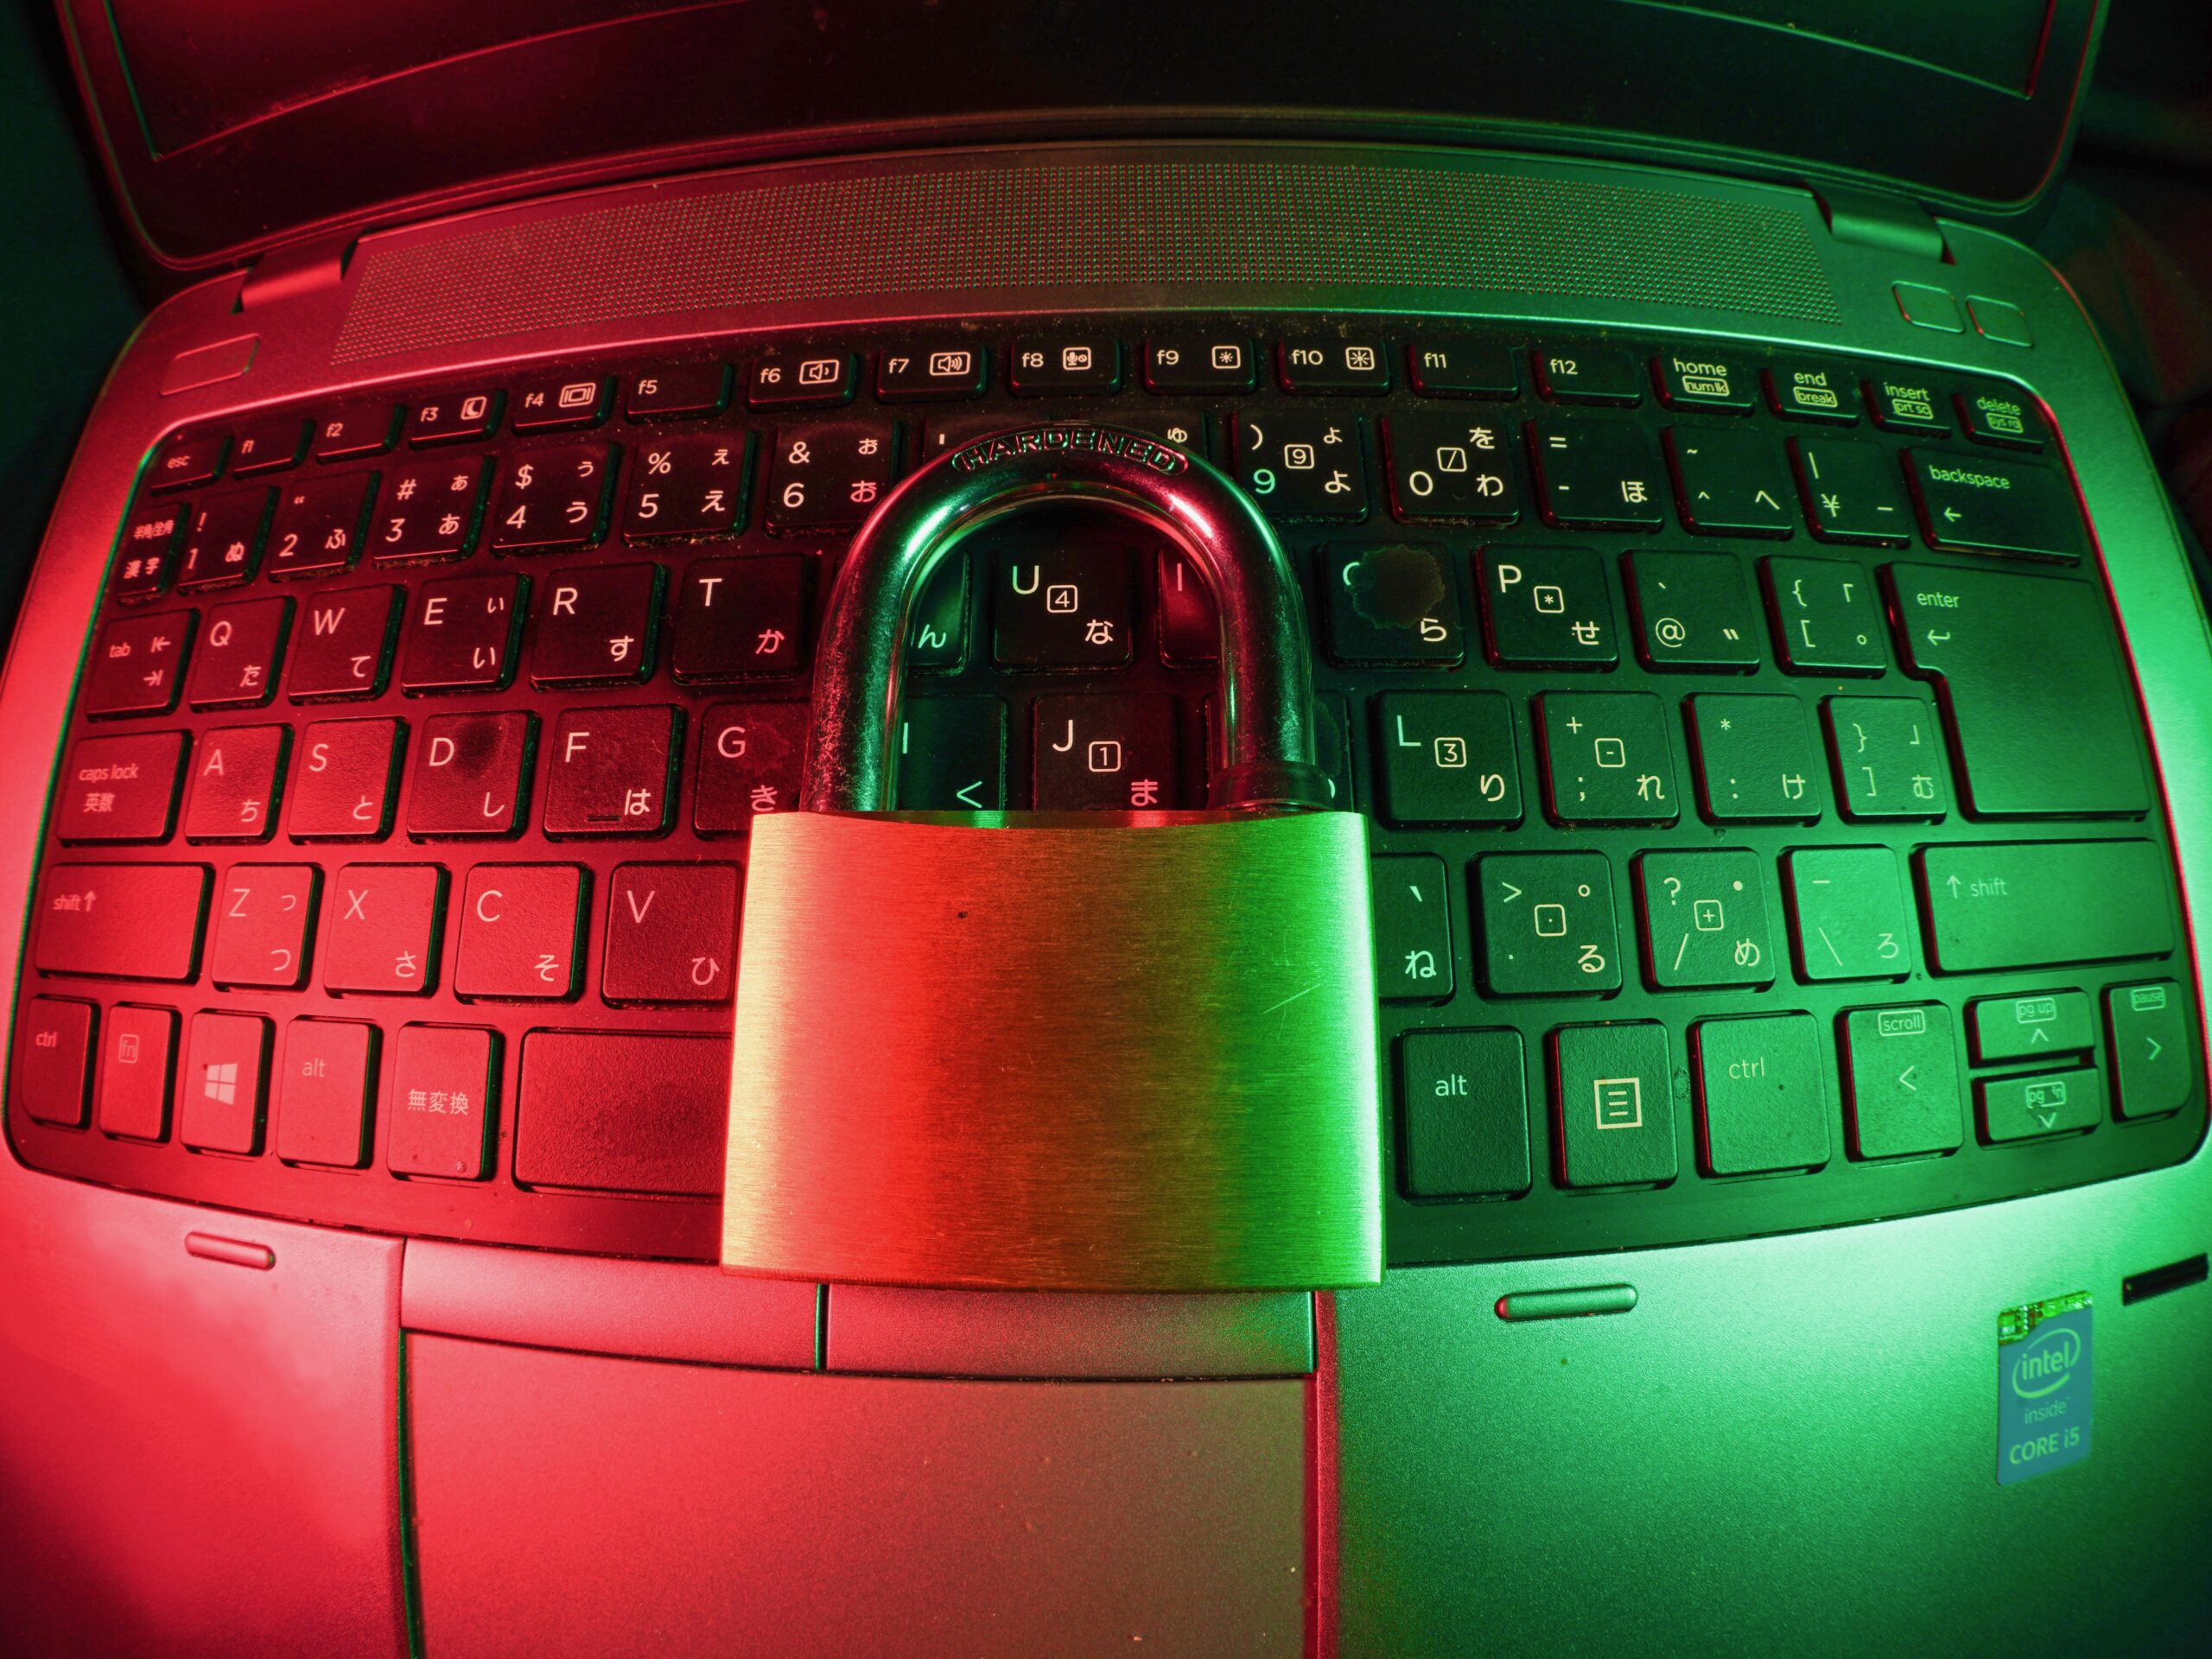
[[1815, 186, 1948, 264], [235, 238, 353, 314]]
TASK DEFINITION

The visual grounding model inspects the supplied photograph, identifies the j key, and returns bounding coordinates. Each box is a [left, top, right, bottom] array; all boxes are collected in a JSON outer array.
[[1371, 854, 1454, 1002], [995, 547, 1134, 669], [1406, 338, 1518, 399], [1158, 550, 1217, 665], [512, 375, 613, 432], [13, 997, 93, 1127], [322, 864, 445, 995], [56, 731, 185, 842], [183, 725, 288, 842], [1537, 692, 1680, 825], [624, 363, 731, 421], [1653, 351, 1755, 413], [1144, 335, 1256, 393], [287, 586, 399, 701], [372, 457, 488, 563], [114, 500, 187, 599], [1664, 428, 1794, 537], [1637, 849, 1775, 990], [1528, 419, 1665, 530], [1790, 437, 1912, 545], [1823, 696, 1948, 820], [1625, 550, 1761, 671], [1958, 384, 2048, 451], [1688, 694, 1822, 822], [533, 563, 661, 687], [763, 423, 899, 531], [85, 610, 194, 718], [150, 432, 226, 492], [1904, 451, 2086, 561], [1765, 360, 1860, 424], [1033, 694, 1178, 810], [1232, 412, 1369, 519], [1554, 1022, 1676, 1188], [208, 864, 318, 989], [1477, 545, 1616, 668], [603, 863, 740, 1004], [1783, 846, 1912, 981], [176, 488, 273, 589], [1533, 346, 1643, 406], [407, 712, 534, 836], [289, 718, 403, 840], [34, 862, 208, 982], [275, 1019, 378, 1167], [312, 402, 399, 461], [1008, 336, 1122, 395], [98, 1004, 178, 1141], [670, 556, 810, 681], [1867, 374, 1951, 435], [1279, 340, 1390, 394], [877, 341, 988, 401], [230, 416, 308, 477], [543, 705, 677, 836], [621, 432, 753, 539], [267, 474, 376, 577], [1384, 414, 1522, 523], [1373, 692, 1522, 826], [387, 1025, 496, 1179], [400, 574, 525, 692], [405, 390, 502, 447], [455, 864, 584, 999], [895, 696, 1007, 810], [748, 351, 855, 410], [179, 1012, 270, 1155], [1764, 556, 1886, 674], [1323, 544, 1464, 665], [185, 600, 288, 713], [1474, 851, 1623, 995], [695, 702, 808, 830], [488, 444, 614, 551]]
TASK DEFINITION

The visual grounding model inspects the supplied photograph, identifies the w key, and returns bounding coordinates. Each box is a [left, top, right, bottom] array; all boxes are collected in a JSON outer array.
[[286, 587, 398, 701], [602, 863, 739, 1003], [402, 574, 525, 692]]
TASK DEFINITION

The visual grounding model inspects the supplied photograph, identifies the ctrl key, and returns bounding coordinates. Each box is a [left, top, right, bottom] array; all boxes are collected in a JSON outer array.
[[387, 1024, 497, 1179], [10, 997, 95, 1127]]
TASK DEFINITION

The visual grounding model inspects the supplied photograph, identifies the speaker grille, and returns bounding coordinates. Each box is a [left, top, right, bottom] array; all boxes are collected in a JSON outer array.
[[334, 156, 1839, 364]]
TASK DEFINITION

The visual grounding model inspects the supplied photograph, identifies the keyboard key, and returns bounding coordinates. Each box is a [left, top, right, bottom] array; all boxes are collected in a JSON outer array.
[[895, 696, 1007, 811], [312, 402, 398, 461], [151, 432, 224, 491], [1143, 335, 1255, 393], [512, 375, 612, 432], [1904, 451, 2087, 562], [1537, 692, 1679, 825], [408, 712, 534, 836], [543, 706, 677, 835], [1763, 556, 1885, 674], [388, 1024, 497, 1178], [13, 997, 95, 1127], [1867, 374, 1951, 435], [1979, 1068, 2100, 1143], [533, 563, 662, 686], [176, 488, 273, 589], [1233, 412, 1370, 519], [275, 1019, 378, 1167], [179, 1011, 270, 1154], [1958, 384, 2047, 451], [1279, 340, 1390, 394], [1663, 428, 1794, 537], [1688, 694, 1821, 822], [1009, 336, 1121, 395], [763, 422, 899, 531], [287, 585, 399, 701], [1637, 849, 1774, 989], [1373, 692, 1521, 825], [1529, 419, 1665, 529], [35, 863, 208, 982], [1783, 846, 1911, 981], [1653, 351, 1755, 413], [1789, 438, 1912, 545], [603, 863, 739, 1003], [877, 341, 987, 401], [183, 725, 287, 842], [208, 864, 318, 989], [405, 390, 501, 447], [1400, 1029, 1531, 1198], [372, 456, 487, 563], [289, 718, 402, 840], [620, 432, 752, 539], [670, 556, 810, 680], [85, 610, 194, 718], [400, 574, 524, 693], [97, 1004, 177, 1141], [324, 864, 445, 995], [1625, 550, 1761, 671], [1552, 1022, 1675, 1186], [624, 363, 730, 421], [1971, 990, 2095, 1062], [1383, 414, 1522, 523], [1406, 337, 1517, 399], [455, 864, 584, 999], [995, 547, 1133, 669], [1477, 545, 1616, 668], [1823, 696, 1947, 821], [487, 444, 614, 551], [514, 1030, 730, 1197], [1157, 550, 1217, 665], [56, 730, 186, 842], [1840, 1004, 1963, 1159], [188, 597, 289, 708], [267, 473, 375, 576], [748, 352, 855, 410], [1765, 359, 1859, 423], [1033, 694, 1178, 810], [1693, 1014, 1829, 1174], [1371, 854, 1453, 1002], [229, 416, 308, 477], [1475, 852, 1621, 995], [1918, 841, 2173, 973], [907, 556, 969, 670], [696, 701, 809, 829], [114, 499, 187, 599], [1324, 544, 1464, 664], [2107, 982, 2192, 1120], [1532, 346, 1641, 406]]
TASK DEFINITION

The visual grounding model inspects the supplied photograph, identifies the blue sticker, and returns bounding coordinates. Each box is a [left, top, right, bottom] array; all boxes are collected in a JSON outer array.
[[1998, 1294, 2092, 1485]]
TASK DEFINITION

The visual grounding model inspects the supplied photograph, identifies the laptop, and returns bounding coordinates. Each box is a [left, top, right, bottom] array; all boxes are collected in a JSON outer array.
[[4, 2, 2207, 1652]]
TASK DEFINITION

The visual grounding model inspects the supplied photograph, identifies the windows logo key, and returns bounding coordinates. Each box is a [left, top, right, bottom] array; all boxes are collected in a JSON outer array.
[[201, 1060, 239, 1106]]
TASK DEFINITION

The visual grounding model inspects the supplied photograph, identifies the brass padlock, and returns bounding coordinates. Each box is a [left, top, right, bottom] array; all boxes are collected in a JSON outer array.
[[722, 424, 1381, 1292]]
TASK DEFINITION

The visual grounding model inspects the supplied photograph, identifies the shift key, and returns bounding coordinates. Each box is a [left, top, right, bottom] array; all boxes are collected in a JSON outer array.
[[1919, 841, 2173, 973], [35, 863, 209, 981]]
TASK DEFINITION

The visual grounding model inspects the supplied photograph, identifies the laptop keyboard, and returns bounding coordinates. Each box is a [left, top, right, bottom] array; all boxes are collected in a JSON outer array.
[[9, 317, 2203, 1268]]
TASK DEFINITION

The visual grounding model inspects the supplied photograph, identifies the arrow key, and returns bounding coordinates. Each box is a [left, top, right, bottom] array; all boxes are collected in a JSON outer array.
[[2107, 981, 2193, 1120], [1978, 1066, 2101, 1143], [1969, 988, 2094, 1062], [1842, 1003, 1963, 1158]]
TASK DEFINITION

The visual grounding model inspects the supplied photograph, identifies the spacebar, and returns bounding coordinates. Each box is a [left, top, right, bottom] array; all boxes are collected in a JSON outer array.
[[515, 1030, 731, 1197], [1917, 841, 2173, 972]]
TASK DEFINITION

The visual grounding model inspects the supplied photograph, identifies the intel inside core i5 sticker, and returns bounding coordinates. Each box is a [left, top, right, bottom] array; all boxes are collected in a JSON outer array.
[[1998, 1292, 2093, 1484]]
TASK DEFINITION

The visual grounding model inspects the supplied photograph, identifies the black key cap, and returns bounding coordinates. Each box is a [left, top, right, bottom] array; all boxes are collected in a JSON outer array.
[[533, 563, 661, 687], [275, 1019, 377, 1166], [1789, 437, 1912, 545], [1867, 373, 1951, 435], [1528, 418, 1665, 530], [85, 610, 194, 718], [514, 1031, 729, 1196], [543, 706, 677, 835], [182, 725, 287, 842], [1637, 849, 1775, 989], [35, 862, 208, 982], [1653, 351, 1755, 413], [1383, 414, 1522, 524], [621, 432, 753, 540], [1958, 383, 2048, 451], [13, 998, 93, 1127], [267, 473, 375, 577], [97, 1005, 179, 1141], [1694, 1014, 1829, 1173], [400, 575, 524, 693], [1626, 550, 1762, 671], [763, 422, 899, 531], [669, 556, 810, 681], [1399, 1029, 1530, 1198], [1532, 346, 1641, 406], [487, 444, 614, 552], [1841, 1004, 1964, 1159], [1552, 1023, 1675, 1186], [1406, 338, 1517, 399], [405, 390, 502, 447], [1972, 989, 2096, 1062], [1373, 692, 1521, 826], [1033, 695, 1178, 810], [286, 585, 399, 701], [372, 456, 487, 563], [907, 556, 969, 670], [1232, 412, 1370, 520], [1143, 335, 1255, 393], [602, 863, 740, 1004], [313, 402, 399, 461], [1688, 694, 1821, 822], [1371, 854, 1454, 1002], [1824, 696, 1948, 820], [454, 865, 583, 998], [1904, 452, 2086, 562], [1764, 556, 1886, 674], [408, 711, 534, 836], [748, 351, 855, 410], [1324, 544, 1464, 665], [114, 499, 187, 599], [512, 375, 613, 432], [1664, 429, 1794, 537], [1917, 841, 2173, 972], [1765, 360, 1859, 423], [877, 341, 987, 401], [189, 597, 290, 709], [56, 731, 186, 842], [323, 864, 445, 995], [1784, 847, 1912, 981], [1475, 852, 1622, 995], [387, 1023, 495, 1177], [229, 416, 308, 477], [1477, 544, 1617, 668], [176, 488, 273, 590], [1009, 336, 1122, 395], [994, 547, 1133, 669], [1979, 1069, 2101, 1142], [624, 363, 731, 422], [2107, 982, 2193, 1120], [208, 864, 318, 989], [179, 1011, 270, 1154], [1158, 550, 1217, 666], [1537, 692, 1679, 825], [896, 696, 1007, 810], [289, 718, 403, 840], [695, 702, 808, 830], [1279, 340, 1390, 394]]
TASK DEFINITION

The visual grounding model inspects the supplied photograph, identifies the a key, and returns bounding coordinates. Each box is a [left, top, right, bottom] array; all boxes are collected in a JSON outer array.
[[1232, 412, 1370, 519], [312, 402, 398, 461], [748, 352, 855, 410], [514, 1031, 731, 1196], [994, 547, 1134, 669], [229, 416, 308, 476], [1528, 418, 1665, 529], [183, 725, 288, 842], [178, 1012, 271, 1154], [532, 563, 661, 686], [288, 718, 403, 840], [386, 1024, 496, 1178], [1764, 556, 1886, 674], [624, 363, 731, 421], [1537, 692, 1679, 825], [13, 998, 94, 1127], [404, 389, 502, 447], [1477, 544, 1617, 668], [1278, 340, 1390, 394], [1958, 384, 2048, 451], [274, 1020, 378, 1168], [33, 864, 208, 982], [1532, 346, 1642, 406], [96, 1004, 178, 1141], [207, 863, 318, 989], [85, 610, 194, 718], [1765, 359, 1860, 423], [1693, 1014, 1830, 1173], [400, 574, 525, 693], [114, 500, 186, 600], [1143, 335, 1256, 393], [669, 556, 810, 680], [487, 444, 615, 552], [1917, 840, 2171, 973], [1008, 336, 1122, 396], [1653, 351, 1755, 413], [1636, 849, 1774, 989], [1663, 428, 1794, 537], [512, 376, 613, 432], [1867, 374, 1951, 435], [763, 423, 899, 531], [1625, 550, 1762, 671], [322, 864, 445, 995], [1370, 854, 1454, 1002], [1474, 852, 1622, 995], [1033, 695, 1178, 810], [1970, 990, 2096, 1063], [876, 341, 987, 401], [895, 696, 1007, 810], [407, 712, 534, 836], [1383, 413, 1522, 524], [56, 731, 186, 842], [543, 705, 677, 835], [1552, 1023, 1675, 1186], [602, 863, 740, 1003], [2107, 982, 2192, 1120], [188, 597, 290, 709], [286, 585, 399, 701], [1158, 550, 1217, 665], [1823, 696, 1948, 820], [1840, 1004, 1963, 1159], [1323, 544, 1464, 665], [1372, 692, 1521, 826], [1405, 338, 1518, 399], [906, 556, 969, 670], [372, 456, 488, 563], [176, 488, 273, 590], [266, 473, 376, 577], [1904, 452, 2086, 561], [620, 432, 753, 539], [1688, 694, 1822, 822], [1783, 846, 1912, 981], [150, 432, 226, 492], [1399, 1029, 1530, 1197], [1789, 438, 1912, 545], [694, 702, 808, 830], [455, 864, 583, 999]]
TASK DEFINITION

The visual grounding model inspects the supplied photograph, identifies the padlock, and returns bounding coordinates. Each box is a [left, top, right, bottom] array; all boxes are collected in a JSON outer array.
[[723, 424, 1381, 1291]]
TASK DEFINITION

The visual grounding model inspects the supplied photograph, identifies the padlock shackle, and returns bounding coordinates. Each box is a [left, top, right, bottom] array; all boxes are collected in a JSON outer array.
[[804, 424, 1332, 814]]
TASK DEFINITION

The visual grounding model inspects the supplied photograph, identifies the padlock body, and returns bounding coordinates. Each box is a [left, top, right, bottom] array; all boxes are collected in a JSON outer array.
[[723, 808, 1381, 1290]]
